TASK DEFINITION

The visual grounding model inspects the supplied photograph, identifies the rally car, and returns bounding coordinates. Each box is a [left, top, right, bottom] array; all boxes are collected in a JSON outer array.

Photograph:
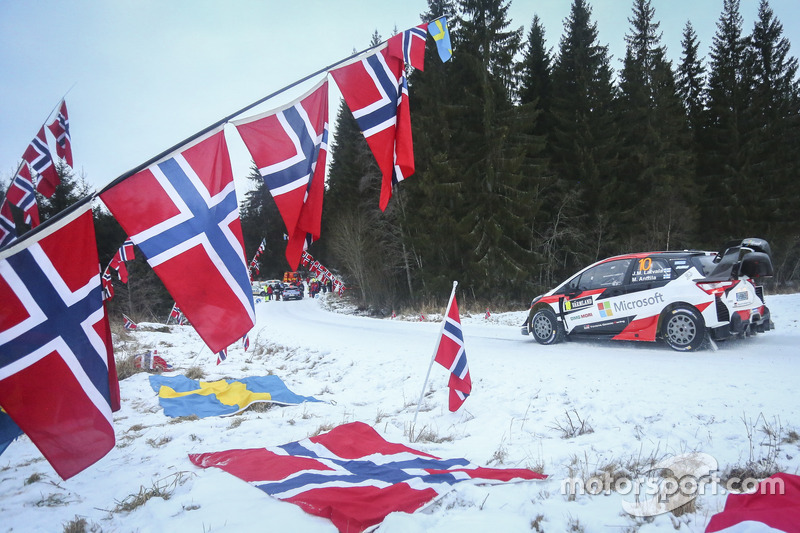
[[282, 284, 304, 301], [521, 238, 774, 351]]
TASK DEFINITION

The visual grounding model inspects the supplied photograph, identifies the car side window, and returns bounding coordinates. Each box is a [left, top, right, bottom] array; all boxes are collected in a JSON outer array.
[[630, 257, 673, 284], [576, 259, 632, 290]]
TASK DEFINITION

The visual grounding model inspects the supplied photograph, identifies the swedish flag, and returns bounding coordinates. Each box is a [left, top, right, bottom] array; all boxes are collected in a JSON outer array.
[[428, 16, 453, 63], [149, 375, 321, 418]]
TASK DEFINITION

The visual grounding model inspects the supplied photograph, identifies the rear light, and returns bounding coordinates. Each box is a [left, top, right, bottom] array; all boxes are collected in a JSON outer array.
[[696, 280, 739, 295]]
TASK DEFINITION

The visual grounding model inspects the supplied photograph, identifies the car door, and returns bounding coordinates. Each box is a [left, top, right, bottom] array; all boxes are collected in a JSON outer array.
[[560, 258, 633, 335], [608, 256, 674, 340]]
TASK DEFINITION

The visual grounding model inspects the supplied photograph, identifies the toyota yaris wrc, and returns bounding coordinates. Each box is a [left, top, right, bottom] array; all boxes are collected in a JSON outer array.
[[521, 238, 774, 351]]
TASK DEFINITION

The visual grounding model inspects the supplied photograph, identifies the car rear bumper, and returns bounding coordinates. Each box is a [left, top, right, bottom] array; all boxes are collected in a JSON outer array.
[[709, 306, 773, 340]]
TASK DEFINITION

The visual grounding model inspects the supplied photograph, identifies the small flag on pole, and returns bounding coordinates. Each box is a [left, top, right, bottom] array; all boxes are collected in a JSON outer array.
[[217, 347, 228, 365], [484, 309, 491, 320], [242, 333, 250, 352], [122, 314, 138, 330], [433, 285, 471, 411]]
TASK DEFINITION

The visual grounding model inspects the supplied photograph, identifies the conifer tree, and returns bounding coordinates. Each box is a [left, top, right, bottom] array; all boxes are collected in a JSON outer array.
[[677, 21, 706, 134], [741, 0, 800, 282], [548, 0, 618, 263], [700, 0, 749, 241], [616, 0, 696, 250], [238, 163, 289, 280]]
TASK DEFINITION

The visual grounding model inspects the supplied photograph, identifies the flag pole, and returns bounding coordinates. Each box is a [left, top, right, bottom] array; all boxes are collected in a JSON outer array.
[[412, 280, 458, 433]]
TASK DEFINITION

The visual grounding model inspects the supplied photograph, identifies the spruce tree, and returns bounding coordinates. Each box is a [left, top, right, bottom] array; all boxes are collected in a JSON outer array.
[[441, 0, 542, 301], [700, 0, 749, 242], [616, 0, 696, 250], [238, 163, 290, 280], [742, 0, 800, 282], [677, 21, 706, 134], [548, 0, 618, 263]]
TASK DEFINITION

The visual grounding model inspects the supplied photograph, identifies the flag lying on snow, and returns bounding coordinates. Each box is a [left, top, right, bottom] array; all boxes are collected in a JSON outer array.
[[6, 164, 40, 227], [122, 313, 137, 330], [705, 473, 800, 533], [99, 127, 255, 353], [47, 100, 73, 168], [22, 126, 60, 198], [134, 350, 172, 372], [330, 45, 413, 212], [428, 16, 453, 63], [434, 288, 472, 412], [234, 80, 329, 271], [189, 421, 546, 532], [0, 200, 119, 479], [149, 375, 321, 418]]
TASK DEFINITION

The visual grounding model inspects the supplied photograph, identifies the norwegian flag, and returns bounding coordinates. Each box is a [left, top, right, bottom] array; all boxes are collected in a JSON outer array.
[[434, 289, 472, 412], [101, 267, 114, 300], [168, 302, 181, 322], [134, 349, 172, 372], [0, 202, 119, 480], [109, 238, 135, 283], [22, 126, 60, 198], [234, 80, 329, 271], [300, 251, 311, 268], [100, 128, 255, 353], [189, 421, 546, 533], [242, 333, 250, 351], [6, 164, 40, 227], [122, 313, 137, 330], [47, 100, 73, 168], [216, 347, 227, 365], [330, 46, 414, 211], [118, 239, 135, 261], [0, 200, 16, 248], [387, 23, 428, 71], [705, 472, 800, 532]]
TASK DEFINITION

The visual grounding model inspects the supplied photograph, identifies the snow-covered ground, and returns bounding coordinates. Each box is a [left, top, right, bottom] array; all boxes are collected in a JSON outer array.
[[2, 291, 799, 532]]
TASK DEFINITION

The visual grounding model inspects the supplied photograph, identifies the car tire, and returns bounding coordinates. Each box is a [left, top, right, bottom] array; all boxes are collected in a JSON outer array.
[[531, 308, 564, 345], [662, 305, 706, 352]]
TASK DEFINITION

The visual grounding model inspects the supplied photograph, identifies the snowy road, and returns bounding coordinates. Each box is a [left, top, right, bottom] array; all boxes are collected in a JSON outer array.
[[1, 293, 799, 532]]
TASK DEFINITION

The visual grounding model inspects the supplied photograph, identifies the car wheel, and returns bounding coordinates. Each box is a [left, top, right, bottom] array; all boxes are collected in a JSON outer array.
[[531, 309, 564, 345], [662, 305, 706, 352]]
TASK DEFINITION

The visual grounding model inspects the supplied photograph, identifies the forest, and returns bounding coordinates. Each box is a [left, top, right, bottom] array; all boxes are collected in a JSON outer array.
[[4, 0, 799, 318]]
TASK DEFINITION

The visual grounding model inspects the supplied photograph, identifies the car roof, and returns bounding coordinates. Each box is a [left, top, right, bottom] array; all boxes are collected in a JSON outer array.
[[600, 250, 714, 262]]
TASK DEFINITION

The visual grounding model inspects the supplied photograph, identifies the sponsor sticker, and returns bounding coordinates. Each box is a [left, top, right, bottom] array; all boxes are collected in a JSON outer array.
[[613, 292, 665, 313], [565, 296, 593, 311]]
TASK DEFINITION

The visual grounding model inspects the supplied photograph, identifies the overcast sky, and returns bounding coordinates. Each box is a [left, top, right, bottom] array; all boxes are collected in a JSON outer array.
[[2, 0, 798, 198]]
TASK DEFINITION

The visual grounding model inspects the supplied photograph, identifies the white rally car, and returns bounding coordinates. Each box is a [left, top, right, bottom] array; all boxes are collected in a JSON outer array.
[[521, 238, 774, 351]]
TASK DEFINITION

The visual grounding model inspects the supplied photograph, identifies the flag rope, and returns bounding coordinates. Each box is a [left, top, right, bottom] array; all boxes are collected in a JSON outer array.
[[0, 93, 71, 216], [3, 17, 444, 250], [412, 280, 458, 432]]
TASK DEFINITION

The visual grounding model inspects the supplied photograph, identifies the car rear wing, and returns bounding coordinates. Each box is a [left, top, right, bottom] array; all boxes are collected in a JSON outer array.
[[700, 238, 774, 281]]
